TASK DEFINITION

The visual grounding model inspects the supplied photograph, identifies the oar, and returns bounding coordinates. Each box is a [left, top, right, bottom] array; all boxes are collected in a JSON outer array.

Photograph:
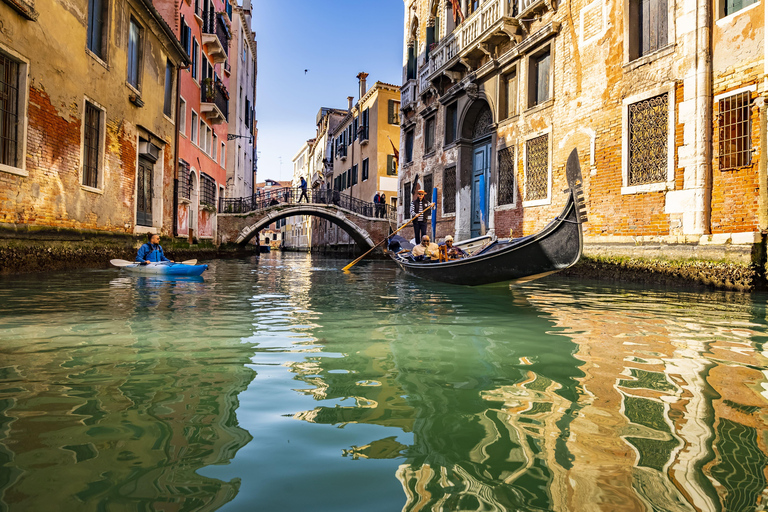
[[110, 258, 198, 267], [342, 203, 434, 271]]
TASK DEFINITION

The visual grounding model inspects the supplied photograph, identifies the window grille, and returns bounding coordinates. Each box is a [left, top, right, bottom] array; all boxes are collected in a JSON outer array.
[[178, 164, 191, 200], [200, 172, 216, 207], [82, 103, 101, 188], [0, 53, 20, 167], [498, 146, 515, 205], [525, 134, 548, 201], [443, 166, 456, 213], [628, 93, 668, 185], [718, 91, 751, 170]]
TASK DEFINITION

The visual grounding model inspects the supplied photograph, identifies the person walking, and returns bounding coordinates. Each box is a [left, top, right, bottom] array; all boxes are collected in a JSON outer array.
[[379, 192, 387, 218], [298, 176, 309, 203], [410, 189, 433, 243], [373, 192, 381, 218]]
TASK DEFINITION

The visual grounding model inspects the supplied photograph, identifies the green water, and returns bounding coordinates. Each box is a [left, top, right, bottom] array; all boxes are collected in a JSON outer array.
[[1, 253, 767, 512]]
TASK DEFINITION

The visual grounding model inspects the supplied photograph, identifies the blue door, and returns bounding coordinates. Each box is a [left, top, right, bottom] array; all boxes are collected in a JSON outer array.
[[471, 141, 491, 238]]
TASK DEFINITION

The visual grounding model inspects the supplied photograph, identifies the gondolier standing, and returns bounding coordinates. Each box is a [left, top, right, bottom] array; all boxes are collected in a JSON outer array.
[[410, 189, 434, 243]]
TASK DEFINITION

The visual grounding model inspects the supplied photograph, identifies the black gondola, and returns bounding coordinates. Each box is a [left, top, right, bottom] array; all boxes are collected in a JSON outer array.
[[388, 149, 588, 286]]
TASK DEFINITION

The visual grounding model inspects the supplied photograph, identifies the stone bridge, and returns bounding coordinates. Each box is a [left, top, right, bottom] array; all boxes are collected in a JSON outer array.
[[217, 203, 395, 249]]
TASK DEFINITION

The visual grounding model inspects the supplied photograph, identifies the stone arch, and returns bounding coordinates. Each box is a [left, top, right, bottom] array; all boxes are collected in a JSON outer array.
[[459, 97, 495, 141], [235, 205, 377, 250]]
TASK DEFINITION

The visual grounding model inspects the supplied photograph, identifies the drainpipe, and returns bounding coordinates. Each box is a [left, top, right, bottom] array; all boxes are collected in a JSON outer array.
[[692, 0, 712, 236], [758, 97, 768, 231]]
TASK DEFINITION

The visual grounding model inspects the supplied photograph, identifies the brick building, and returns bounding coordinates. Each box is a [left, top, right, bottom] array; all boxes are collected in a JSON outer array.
[[1, 0, 188, 239], [399, 0, 766, 264]]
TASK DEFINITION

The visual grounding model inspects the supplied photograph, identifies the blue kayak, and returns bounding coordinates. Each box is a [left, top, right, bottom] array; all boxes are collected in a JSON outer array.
[[122, 261, 208, 276]]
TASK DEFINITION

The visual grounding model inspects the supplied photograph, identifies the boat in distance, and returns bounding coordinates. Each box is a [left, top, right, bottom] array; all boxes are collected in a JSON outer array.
[[388, 149, 587, 286]]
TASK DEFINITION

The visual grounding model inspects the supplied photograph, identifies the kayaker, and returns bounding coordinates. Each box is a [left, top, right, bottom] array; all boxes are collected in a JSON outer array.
[[136, 234, 174, 264]]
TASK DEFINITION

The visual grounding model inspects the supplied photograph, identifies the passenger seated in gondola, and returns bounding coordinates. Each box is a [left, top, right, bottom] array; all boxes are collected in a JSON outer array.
[[440, 235, 467, 261], [411, 235, 440, 262]]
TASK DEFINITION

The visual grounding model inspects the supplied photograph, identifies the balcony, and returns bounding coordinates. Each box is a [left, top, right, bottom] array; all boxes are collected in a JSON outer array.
[[401, 79, 417, 110], [427, 0, 525, 83], [202, 10, 229, 64], [200, 79, 229, 124]]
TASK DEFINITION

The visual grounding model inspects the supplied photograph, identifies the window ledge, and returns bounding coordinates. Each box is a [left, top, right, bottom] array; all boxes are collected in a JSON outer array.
[[0, 163, 28, 177], [441, 212, 456, 218], [443, 140, 459, 150], [423, 149, 437, 159], [81, 184, 104, 195], [623, 44, 676, 72], [134, 225, 158, 235], [621, 182, 673, 195], [494, 203, 517, 212], [523, 198, 551, 208], [85, 48, 109, 70], [524, 98, 554, 115]]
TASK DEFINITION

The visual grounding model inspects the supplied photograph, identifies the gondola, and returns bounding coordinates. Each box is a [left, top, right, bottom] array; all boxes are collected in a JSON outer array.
[[388, 149, 587, 286]]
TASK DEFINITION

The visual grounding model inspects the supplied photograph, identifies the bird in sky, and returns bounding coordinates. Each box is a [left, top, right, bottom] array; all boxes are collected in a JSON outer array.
[[304, 69, 309, 74]]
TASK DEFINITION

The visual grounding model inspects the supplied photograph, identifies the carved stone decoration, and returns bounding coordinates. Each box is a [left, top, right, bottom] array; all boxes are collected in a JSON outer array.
[[472, 105, 494, 139], [465, 82, 479, 101]]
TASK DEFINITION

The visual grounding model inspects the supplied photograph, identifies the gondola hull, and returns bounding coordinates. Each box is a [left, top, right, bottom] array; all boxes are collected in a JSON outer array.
[[391, 188, 584, 286]]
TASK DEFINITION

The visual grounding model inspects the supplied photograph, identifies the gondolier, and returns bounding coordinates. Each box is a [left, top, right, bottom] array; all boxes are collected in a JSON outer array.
[[410, 189, 433, 243]]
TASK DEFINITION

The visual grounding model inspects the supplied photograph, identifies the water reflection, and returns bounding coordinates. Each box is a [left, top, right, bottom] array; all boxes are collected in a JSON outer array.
[[0, 264, 257, 511]]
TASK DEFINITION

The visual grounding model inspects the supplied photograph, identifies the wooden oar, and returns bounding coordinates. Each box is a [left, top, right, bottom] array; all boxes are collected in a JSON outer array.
[[110, 258, 198, 267], [342, 203, 434, 271]]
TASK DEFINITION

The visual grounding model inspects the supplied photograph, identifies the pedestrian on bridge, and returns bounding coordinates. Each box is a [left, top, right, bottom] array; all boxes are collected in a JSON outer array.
[[299, 176, 309, 203]]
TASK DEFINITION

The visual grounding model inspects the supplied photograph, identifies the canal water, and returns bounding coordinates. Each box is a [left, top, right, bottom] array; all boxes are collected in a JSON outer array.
[[1, 253, 767, 512]]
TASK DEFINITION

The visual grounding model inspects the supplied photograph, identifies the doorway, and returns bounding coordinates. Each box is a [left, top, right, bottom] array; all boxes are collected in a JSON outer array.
[[471, 139, 491, 238], [136, 157, 154, 227]]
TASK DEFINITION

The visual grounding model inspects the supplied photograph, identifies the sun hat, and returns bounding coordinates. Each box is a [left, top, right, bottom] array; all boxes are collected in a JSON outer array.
[[445, 235, 453, 241]]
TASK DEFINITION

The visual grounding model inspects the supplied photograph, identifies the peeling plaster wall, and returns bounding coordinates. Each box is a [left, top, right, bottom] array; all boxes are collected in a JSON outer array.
[[0, 0, 182, 236]]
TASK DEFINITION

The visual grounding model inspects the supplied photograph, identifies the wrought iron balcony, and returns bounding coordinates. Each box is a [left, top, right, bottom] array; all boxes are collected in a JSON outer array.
[[427, 0, 522, 82], [202, 10, 229, 64], [200, 79, 229, 124]]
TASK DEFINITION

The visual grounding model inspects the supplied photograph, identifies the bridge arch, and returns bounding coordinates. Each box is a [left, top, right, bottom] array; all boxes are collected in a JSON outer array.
[[229, 204, 388, 250]]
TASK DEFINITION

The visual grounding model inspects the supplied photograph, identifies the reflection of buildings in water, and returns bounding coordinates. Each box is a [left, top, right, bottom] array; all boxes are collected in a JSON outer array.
[[0, 285, 257, 511], [525, 287, 768, 512]]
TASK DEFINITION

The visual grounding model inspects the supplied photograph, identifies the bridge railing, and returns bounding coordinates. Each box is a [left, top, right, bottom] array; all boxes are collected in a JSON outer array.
[[218, 187, 395, 221]]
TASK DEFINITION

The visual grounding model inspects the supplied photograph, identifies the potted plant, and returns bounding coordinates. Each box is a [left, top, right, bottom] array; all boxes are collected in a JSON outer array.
[[201, 77, 214, 101]]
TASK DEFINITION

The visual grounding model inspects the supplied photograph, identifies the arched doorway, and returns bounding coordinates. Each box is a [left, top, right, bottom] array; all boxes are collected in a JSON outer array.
[[189, 170, 199, 239], [465, 102, 494, 238]]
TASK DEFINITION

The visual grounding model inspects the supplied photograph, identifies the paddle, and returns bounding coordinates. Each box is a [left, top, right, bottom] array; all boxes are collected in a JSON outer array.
[[342, 203, 434, 272], [110, 258, 198, 267]]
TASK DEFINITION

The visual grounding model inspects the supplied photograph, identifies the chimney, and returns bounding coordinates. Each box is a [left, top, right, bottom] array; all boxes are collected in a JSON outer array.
[[347, 96, 354, 111], [357, 72, 369, 102]]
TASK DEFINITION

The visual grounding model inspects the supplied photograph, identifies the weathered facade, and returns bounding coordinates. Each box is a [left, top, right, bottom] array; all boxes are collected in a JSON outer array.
[[400, 0, 766, 274], [1, 0, 188, 242]]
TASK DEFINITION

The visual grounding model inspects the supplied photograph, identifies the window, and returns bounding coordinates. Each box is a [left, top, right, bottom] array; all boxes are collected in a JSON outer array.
[[362, 158, 369, 181], [82, 101, 103, 189], [127, 17, 142, 89], [361, 108, 369, 140], [181, 18, 191, 55], [498, 146, 515, 205], [628, 93, 668, 185], [424, 116, 435, 152], [0, 51, 25, 171], [718, 91, 752, 170], [407, 44, 416, 80], [528, 48, 550, 108], [163, 60, 173, 117], [221, 142, 226, 166], [192, 38, 199, 81], [87, 0, 108, 59], [387, 155, 397, 175], [445, 103, 457, 143], [423, 174, 433, 201], [200, 172, 216, 207], [351, 164, 358, 185], [404, 128, 414, 163], [629, 0, 667, 60], [212, 133, 218, 161], [388, 99, 400, 124], [723, 0, 758, 16], [443, 166, 456, 213], [191, 110, 198, 144], [179, 97, 187, 135], [353, 117, 358, 141], [525, 134, 549, 202], [503, 69, 518, 119], [200, 119, 207, 150], [403, 181, 411, 218]]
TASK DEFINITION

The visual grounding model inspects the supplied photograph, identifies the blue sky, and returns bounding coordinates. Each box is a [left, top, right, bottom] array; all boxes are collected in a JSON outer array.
[[251, 0, 405, 183]]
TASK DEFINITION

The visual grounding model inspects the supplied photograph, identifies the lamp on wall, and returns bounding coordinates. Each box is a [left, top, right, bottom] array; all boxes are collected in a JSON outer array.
[[227, 134, 253, 142]]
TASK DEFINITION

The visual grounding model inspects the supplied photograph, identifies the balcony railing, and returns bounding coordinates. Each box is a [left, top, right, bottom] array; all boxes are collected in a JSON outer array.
[[428, 0, 523, 79], [202, 10, 228, 63], [200, 79, 229, 124], [419, 66, 431, 95], [401, 79, 417, 110]]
